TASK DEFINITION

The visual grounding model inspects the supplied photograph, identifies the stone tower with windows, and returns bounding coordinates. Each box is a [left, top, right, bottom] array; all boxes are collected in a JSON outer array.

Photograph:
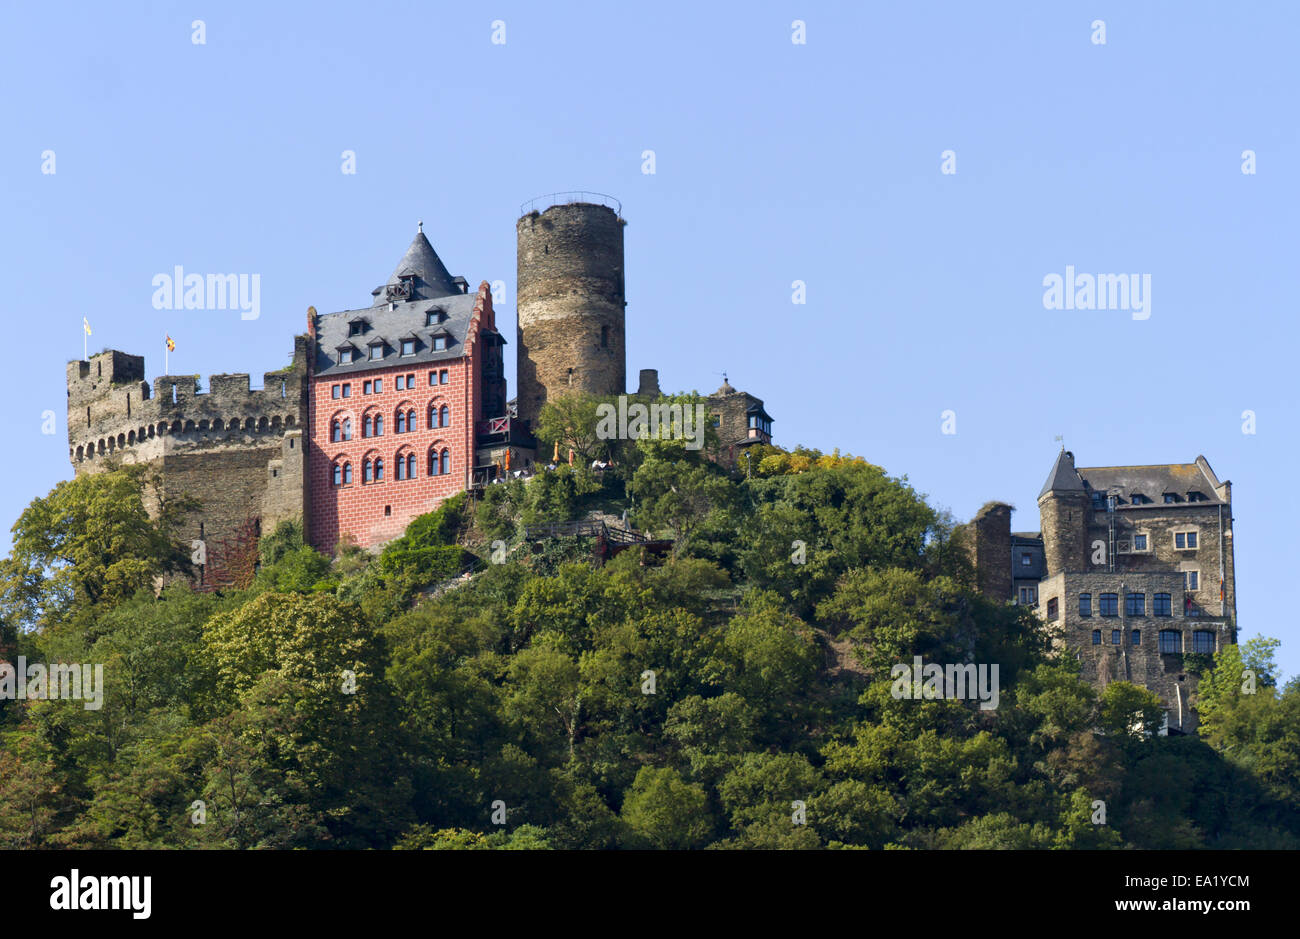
[[515, 197, 626, 430]]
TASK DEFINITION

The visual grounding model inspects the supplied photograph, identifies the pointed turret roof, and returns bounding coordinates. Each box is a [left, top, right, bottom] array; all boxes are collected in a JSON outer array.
[[1038, 449, 1085, 499], [373, 223, 459, 303]]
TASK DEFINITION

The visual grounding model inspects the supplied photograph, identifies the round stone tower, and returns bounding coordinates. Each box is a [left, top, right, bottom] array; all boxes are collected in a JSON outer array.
[[516, 197, 626, 429]]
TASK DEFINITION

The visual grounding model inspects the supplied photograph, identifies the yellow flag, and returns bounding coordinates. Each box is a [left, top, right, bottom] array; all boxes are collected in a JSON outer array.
[[83, 317, 91, 336], [166, 335, 175, 352]]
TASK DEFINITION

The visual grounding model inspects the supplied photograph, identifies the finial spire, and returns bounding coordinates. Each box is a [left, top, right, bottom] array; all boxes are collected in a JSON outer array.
[[417, 219, 423, 234]]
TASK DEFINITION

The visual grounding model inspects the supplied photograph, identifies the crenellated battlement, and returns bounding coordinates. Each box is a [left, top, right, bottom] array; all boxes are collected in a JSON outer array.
[[68, 335, 310, 467]]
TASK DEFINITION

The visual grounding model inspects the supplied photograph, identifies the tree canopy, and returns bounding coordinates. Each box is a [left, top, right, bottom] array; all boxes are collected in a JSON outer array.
[[1, 427, 1295, 850]]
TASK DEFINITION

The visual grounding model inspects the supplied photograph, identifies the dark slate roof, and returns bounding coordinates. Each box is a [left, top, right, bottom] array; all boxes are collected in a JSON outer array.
[[372, 229, 460, 301], [1012, 532, 1043, 544], [1038, 449, 1085, 498], [314, 293, 477, 377], [1076, 462, 1224, 505], [314, 228, 481, 377]]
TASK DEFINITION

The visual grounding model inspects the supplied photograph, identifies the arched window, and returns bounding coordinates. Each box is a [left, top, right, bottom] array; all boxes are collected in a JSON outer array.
[[428, 405, 436, 430], [440, 405, 450, 428], [375, 458, 384, 480], [342, 418, 352, 441], [406, 452, 416, 479], [363, 415, 372, 437], [396, 411, 406, 433], [427, 448, 436, 476], [440, 449, 450, 475], [374, 415, 384, 436], [396, 455, 406, 480], [407, 409, 416, 431], [363, 459, 372, 483], [343, 462, 352, 484], [331, 419, 341, 442], [333, 462, 342, 486]]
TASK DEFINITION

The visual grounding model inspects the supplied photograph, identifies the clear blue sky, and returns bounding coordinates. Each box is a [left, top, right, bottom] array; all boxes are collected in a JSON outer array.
[[2, 2, 1295, 678]]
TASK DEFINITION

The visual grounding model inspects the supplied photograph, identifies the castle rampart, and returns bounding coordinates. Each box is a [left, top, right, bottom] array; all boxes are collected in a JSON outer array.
[[65, 337, 311, 579]]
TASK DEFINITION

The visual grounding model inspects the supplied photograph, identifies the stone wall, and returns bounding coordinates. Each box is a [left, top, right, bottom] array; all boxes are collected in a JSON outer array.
[[1072, 502, 1235, 619], [1036, 569, 1233, 733], [65, 337, 310, 569], [966, 502, 1013, 601]]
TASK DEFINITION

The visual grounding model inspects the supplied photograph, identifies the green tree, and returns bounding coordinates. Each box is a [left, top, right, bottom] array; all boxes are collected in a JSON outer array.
[[1, 465, 189, 624], [619, 766, 713, 849]]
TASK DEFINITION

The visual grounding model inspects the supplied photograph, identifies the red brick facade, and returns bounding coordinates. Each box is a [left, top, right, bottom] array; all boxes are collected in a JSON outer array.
[[306, 282, 495, 554]]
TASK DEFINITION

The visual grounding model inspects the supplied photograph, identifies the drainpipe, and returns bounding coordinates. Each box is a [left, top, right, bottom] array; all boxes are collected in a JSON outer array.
[[1120, 578, 1126, 682]]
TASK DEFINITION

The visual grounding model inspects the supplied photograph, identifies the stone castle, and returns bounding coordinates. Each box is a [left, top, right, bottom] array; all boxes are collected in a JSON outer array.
[[964, 449, 1238, 734], [65, 197, 1234, 731], [66, 196, 774, 571]]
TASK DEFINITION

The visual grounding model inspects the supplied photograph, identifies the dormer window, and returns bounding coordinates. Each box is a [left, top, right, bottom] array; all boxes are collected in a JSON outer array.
[[369, 341, 386, 361], [425, 307, 447, 327], [348, 318, 369, 337], [337, 344, 357, 365], [1130, 493, 1150, 505], [1187, 491, 1207, 503], [400, 338, 416, 356], [1163, 492, 1181, 504]]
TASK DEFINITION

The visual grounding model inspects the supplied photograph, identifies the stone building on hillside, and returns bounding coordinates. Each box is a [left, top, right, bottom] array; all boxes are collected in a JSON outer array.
[[966, 449, 1238, 734], [705, 377, 773, 471]]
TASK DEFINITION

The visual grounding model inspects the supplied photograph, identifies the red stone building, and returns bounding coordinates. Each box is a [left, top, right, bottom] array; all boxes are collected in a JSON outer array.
[[305, 226, 517, 553]]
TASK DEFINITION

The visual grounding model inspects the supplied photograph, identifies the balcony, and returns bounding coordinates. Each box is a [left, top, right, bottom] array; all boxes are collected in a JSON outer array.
[[476, 414, 535, 448]]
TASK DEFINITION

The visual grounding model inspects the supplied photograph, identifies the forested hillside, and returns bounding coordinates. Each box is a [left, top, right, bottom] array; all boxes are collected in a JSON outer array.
[[1, 398, 1297, 849]]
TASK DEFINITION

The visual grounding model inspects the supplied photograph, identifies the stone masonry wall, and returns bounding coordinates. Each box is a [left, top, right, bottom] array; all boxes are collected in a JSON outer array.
[[65, 337, 310, 565], [516, 202, 626, 428]]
